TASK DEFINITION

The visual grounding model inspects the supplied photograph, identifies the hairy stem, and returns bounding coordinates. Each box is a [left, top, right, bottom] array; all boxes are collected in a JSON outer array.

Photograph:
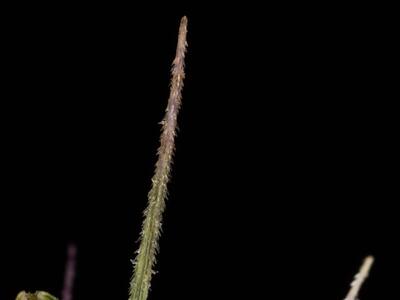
[[129, 16, 188, 300]]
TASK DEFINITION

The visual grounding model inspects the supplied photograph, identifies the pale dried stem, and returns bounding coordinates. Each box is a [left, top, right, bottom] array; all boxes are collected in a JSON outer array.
[[344, 256, 374, 300]]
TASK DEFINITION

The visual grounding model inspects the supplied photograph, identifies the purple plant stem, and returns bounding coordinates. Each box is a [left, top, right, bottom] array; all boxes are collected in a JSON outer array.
[[61, 243, 77, 300]]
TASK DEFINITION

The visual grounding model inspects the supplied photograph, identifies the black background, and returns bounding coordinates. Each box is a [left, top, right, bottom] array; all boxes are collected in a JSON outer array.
[[0, 2, 397, 300]]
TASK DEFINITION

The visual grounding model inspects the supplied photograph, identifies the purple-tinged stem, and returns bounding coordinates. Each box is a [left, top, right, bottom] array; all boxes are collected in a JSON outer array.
[[61, 243, 77, 300]]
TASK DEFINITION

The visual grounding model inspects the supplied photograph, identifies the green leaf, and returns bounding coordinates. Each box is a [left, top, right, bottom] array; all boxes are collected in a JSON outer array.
[[16, 291, 58, 300]]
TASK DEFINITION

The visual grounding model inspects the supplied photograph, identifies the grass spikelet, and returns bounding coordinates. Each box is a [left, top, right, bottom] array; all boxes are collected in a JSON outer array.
[[129, 16, 188, 300]]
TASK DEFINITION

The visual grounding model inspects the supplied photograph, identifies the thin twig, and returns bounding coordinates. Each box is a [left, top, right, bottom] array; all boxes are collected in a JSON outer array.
[[129, 16, 188, 300], [61, 243, 77, 300], [344, 256, 374, 300]]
